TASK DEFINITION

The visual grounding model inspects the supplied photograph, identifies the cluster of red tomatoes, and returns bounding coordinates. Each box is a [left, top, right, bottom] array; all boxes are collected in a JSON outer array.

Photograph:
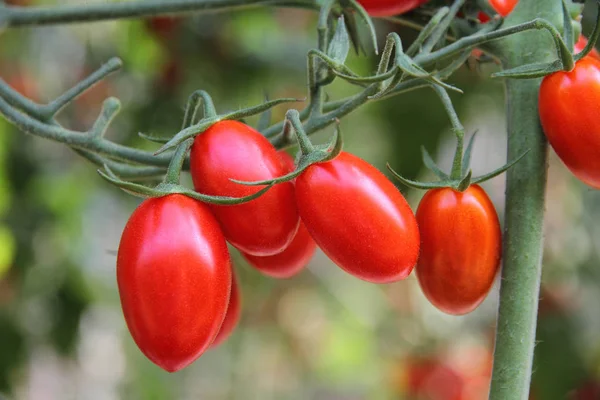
[[117, 119, 503, 372]]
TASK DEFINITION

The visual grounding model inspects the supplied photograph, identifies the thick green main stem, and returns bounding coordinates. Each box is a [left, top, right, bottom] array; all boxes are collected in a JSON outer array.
[[489, 0, 560, 398]]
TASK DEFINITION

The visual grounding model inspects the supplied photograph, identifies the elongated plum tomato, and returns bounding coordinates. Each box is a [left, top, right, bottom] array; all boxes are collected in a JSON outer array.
[[539, 57, 600, 188], [416, 185, 501, 315], [210, 273, 241, 348], [489, 0, 517, 16], [357, 0, 429, 17], [241, 151, 317, 278], [190, 121, 299, 256], [117, 194, 232, 372], [295, 151, 419, 283], [574, 36, 600, 62]]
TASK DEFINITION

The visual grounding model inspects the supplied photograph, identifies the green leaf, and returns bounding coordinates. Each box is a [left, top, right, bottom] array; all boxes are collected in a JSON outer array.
[[327, 16, 350, 64]]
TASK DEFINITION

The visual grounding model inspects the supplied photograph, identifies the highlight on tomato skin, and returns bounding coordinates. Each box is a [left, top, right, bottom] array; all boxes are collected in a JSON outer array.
[[117, 194, 232, 373], [415, 185, 501, 315], [356, 0, 429, 17], [295, 151, 420, 284], [189, 120, 300, 257], [539, 57, 600, 189], [210, 272, 241, 348]]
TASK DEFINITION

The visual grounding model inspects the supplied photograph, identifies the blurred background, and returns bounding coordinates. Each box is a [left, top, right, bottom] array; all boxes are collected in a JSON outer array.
[[1, 0, 600, 399]]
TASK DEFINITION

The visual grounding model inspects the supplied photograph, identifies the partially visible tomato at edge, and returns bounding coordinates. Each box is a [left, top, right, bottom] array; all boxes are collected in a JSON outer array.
[[415, 185, 501, 315], [539, 57, 600, 189], [190, 120, 300, 256], [210, 272, 241, 348], [295, 151, 420, 284], [356, 0, 429, 17], [489, 0, 517, 16], [117, 194, 232, 372]]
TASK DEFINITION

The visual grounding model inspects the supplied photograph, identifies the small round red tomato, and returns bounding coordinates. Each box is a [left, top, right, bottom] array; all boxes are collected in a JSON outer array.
[[117, 194, 232, 372], [190, 120, 299, 256], [210, 272, 241, 348], [489, 0, 517, 16], [539, 57, 600, 189], [295, 151, 419, 284], [416, 185, 501, 315], [356, 0, 429, 17], [574, 36, 600, 62], [241, 151, 317, 278]]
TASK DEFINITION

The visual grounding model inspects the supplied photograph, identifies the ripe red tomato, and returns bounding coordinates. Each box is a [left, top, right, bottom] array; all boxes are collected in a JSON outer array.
[[574, 36, 600, 62], [295, 151, 419, 284], [242, 222, 316, 279], [489, 0, 517, 16], [210, 272, 241, 348], [241, 151, 317, 278], [416, 185, 501, 315], [190, 120, 299, 256], [539, 57, 600, 189], [404, 358, 465, 400], [356, 0, 429, 17], [117, 194, 232, 372]]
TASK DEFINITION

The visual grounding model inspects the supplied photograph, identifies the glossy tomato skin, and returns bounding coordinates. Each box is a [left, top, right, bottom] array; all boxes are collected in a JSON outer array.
[[295, 151, 420, 284], [416, 185, 501, 315], [357, 0, 429, 17], [539, 57, 600, 189], [242, 222, 316, 278], [117, 194, 232, 372], [489, 0, 517, 16], [190, 120, 299, 256], [241, 152, 317, 278], [210, 272, 241, 348], [574, 36, 600, 62]]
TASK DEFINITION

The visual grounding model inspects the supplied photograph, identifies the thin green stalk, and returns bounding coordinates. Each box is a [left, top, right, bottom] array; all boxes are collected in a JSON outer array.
[[2, 0, 317, 27]]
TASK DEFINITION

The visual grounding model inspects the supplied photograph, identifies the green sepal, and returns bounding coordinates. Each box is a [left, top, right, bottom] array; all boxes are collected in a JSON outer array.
[[327, 16, 350, 64], [461, 130, 478, 176], [231, 126, 343, 186], [421, 146, 449, 180], [491, 60, 564, 79], [387, 163, 459, 190], [456, 169, 472, 192], [98, 164, 275, 204], [138, 132, 170, 144], [155, 97, 300, 154], [406, 7, 450, 57], [471, 149, 530, 184]]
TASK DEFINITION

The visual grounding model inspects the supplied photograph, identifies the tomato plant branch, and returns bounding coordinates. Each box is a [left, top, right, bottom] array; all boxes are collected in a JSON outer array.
[[0, 0, 317, 28]]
